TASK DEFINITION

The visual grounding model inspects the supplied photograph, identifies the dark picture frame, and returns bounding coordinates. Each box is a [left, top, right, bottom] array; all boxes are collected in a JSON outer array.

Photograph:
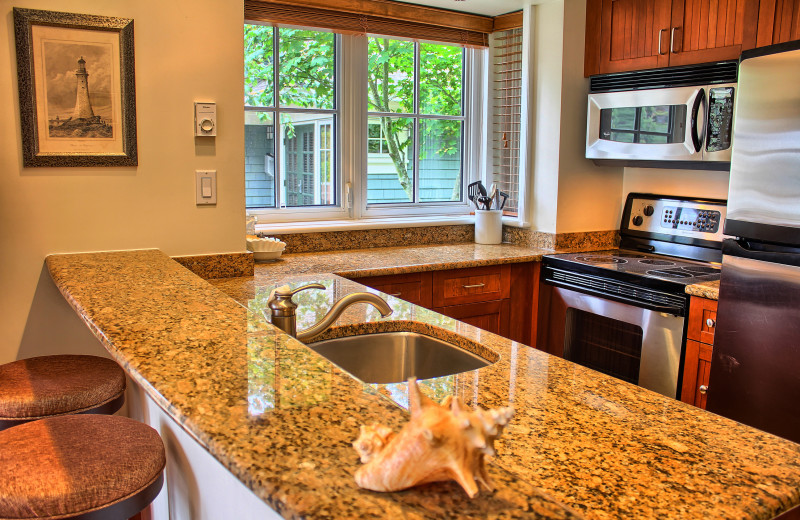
[[13, 8, 137, 167]]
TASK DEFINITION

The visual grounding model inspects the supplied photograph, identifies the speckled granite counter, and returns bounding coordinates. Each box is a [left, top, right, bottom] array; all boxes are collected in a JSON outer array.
[[47, 248, 800, 520], [686, 280, 721, 300], [246, 242, 551, 279]]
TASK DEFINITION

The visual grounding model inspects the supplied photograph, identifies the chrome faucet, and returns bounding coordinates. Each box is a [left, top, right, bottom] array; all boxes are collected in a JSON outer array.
[[266, 283, 393, 343]]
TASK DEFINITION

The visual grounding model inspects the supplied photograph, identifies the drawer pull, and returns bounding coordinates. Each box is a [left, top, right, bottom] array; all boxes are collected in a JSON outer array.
[[389, 292, 402, 297], [699, 385, 708, 395], [706, 318, 716, 328], [462, 283, 486, 289]]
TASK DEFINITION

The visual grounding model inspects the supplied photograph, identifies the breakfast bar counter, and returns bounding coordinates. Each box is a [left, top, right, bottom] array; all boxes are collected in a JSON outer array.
[[46, 247, 800, 519]]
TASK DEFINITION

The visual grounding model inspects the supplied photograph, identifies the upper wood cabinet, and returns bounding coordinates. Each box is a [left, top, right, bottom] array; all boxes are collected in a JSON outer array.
[[594, 0, 673, 74], [586, 0, 759, 76], [756, 0, 800, 46]]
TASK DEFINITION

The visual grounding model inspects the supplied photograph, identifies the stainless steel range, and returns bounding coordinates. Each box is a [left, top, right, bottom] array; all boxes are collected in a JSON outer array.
[[538, 193, 727, 399]]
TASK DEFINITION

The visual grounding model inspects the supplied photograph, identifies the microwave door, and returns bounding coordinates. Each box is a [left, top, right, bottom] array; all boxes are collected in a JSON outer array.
[[586, 86, 705, 162]]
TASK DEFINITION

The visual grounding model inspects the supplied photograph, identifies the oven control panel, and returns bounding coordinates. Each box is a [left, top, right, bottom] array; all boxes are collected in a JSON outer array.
[[626, 196, 727, 242]]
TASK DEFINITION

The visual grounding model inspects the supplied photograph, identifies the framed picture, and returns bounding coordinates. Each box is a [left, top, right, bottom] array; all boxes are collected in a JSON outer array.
[[13, 8, 136, 167]]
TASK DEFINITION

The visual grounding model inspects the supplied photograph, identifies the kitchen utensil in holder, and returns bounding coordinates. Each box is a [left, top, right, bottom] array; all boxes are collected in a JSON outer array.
[[475, 209, 503, 244]]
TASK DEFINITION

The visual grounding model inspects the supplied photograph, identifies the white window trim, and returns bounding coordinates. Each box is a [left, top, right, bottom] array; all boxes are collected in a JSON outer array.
[[247, 30, 486, 226]]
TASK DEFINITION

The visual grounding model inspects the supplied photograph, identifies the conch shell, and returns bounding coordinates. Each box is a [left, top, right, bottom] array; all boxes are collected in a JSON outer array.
[[353, 378, 514, 498]]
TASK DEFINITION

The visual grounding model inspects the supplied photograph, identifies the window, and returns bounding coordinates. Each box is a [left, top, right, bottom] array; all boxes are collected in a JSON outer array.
[[366, 37, 465, 206], [245, 24, 482, 223], [244, 25, 338, 210]]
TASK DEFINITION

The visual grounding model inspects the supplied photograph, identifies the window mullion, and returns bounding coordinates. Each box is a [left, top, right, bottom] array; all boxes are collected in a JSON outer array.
[[273, 26, 283, 209], [413, 42, 421, 204]]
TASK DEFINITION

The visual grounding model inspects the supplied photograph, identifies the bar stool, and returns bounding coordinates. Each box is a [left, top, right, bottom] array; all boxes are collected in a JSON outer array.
[[0, 414, 165, 519], [0, 355, 126, 431]]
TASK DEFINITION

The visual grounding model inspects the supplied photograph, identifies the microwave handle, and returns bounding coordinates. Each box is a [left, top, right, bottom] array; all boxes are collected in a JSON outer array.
[[690, 88, 706, 153]]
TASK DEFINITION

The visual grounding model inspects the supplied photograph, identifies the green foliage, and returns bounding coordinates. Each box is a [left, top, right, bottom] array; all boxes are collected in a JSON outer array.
[[244, 27, 464, 201]]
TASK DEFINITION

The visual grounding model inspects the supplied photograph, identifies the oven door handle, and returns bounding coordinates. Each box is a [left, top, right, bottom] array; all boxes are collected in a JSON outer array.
[[546, 279, 685, 316]]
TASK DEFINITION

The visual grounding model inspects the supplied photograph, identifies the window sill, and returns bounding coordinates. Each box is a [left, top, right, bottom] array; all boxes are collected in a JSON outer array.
[[255, 215, 529, 234], [255, 215, 473, 235]]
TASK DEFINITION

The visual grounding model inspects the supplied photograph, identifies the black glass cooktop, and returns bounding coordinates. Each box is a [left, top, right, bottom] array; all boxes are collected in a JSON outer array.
[[546, 249, 721, 285]]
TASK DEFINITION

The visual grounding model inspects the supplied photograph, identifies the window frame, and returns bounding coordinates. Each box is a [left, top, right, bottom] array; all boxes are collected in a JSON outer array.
[[245, 23, 347, 222], [245, 26, 484, 224]]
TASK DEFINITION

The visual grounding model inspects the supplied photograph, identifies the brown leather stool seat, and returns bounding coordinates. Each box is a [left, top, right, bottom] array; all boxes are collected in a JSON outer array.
[[0, 355, 126, 431], [0, 415, 165, 520]]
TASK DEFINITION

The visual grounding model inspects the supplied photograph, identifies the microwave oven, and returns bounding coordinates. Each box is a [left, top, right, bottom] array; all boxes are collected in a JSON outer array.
[[586, 62, 737, 170]]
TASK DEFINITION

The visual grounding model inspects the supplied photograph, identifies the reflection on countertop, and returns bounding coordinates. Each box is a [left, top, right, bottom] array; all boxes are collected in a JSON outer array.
[[46, 247, 800, 520]]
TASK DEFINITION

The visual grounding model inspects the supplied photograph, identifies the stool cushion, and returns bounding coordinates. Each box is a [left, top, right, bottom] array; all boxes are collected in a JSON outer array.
[[0, 355, 125, 420], [0, 415, 165, 519]]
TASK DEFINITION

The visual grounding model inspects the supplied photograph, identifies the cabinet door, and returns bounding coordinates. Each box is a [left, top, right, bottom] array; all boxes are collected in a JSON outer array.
[[668, 0, 758, 66], [687, 296, 718, 345], [680, 339, 713, 409], [598, 0, 673, 74], [434, 300, 511, 338], [756, 0, 800, 46]]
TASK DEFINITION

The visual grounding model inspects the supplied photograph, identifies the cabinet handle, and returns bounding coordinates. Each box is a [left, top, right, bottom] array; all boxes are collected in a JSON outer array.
[[462, 283, 486, 289], [670, 27, 678, 53], [658, 28, 666, 55], [389, 292, 402, 297], [706, 318, 716, 328], [699, 385, 708, 395]]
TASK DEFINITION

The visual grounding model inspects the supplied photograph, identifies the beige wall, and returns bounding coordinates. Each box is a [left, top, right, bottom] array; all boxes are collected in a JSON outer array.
[[0, 0, 245, 363], [529, 0, 624, 234], [623, 167, 731, 200]]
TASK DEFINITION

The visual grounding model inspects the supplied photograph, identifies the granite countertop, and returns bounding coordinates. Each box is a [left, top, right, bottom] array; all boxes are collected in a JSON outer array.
[[685, 280, 720, 300], [47, 247, 800, 520]]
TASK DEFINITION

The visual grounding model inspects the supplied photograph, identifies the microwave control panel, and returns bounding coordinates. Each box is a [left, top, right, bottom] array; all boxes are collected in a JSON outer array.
[[626, 197, 727, 241], [706, 87, 735, 152]]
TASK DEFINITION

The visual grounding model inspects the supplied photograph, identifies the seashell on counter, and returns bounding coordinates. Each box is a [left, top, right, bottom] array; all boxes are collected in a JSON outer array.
[[353, 378, 514, 498]]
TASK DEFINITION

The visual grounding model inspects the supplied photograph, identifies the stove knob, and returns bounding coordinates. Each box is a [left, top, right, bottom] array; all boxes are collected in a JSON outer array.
[[632, 215, 644, 226], [643, 205, 655, 216]]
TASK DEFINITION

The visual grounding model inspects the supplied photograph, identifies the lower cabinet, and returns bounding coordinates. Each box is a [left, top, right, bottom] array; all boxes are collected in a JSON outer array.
[[350, 262, 538, 345], [680, 296, 718, 409]]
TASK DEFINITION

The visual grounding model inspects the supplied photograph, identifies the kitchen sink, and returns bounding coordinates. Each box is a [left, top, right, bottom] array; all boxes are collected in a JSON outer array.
[[308, 332, 492, 384]]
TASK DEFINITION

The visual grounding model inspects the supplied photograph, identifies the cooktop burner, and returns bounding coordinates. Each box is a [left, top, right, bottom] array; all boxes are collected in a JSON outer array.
[[573, 255, 628, 264], [639, 259, 676, 266]]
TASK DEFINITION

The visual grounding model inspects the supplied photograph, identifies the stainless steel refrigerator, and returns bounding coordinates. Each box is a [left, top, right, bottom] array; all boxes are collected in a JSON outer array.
[[706, 39, 800, 444]]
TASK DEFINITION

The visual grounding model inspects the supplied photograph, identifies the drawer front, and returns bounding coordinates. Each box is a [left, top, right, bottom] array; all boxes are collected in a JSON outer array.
[[687, 296, 718, 345], [351, 272, 432, 308], [432, 265, 511, 307]]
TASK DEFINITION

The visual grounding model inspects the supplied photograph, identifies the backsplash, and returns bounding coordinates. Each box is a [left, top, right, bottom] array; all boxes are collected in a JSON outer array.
[[270, 225, 474, 254]]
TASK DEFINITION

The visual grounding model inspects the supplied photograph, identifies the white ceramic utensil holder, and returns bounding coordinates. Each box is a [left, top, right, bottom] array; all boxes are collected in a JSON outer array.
[[475, 210, 503, 244]]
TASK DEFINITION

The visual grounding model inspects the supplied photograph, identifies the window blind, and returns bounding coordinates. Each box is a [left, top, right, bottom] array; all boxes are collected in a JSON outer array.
[[491, 27, 523, 216], [244, 0, 491, 47]]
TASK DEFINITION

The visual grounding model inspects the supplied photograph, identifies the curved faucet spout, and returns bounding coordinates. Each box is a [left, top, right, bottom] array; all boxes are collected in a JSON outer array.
[[296, 292, 393, 343]]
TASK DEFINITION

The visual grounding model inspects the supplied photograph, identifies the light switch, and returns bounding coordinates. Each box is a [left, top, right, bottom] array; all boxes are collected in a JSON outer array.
[[196, 170, 217, 205]]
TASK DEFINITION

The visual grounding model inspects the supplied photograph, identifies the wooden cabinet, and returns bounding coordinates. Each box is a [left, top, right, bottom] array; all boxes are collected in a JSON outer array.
[[756, 0, 800, 46], [680, 296, 718, 409], [350, 271, 432, 308], [349, 263, 539, 345], [586, 0, 758, 76]]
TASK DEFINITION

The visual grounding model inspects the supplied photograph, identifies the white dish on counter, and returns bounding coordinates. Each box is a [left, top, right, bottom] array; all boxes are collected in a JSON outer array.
[[247, 237, 286, 262]]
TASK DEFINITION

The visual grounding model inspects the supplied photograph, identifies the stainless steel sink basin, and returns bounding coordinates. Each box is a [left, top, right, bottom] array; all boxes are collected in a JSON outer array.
[[309, 332, 491, 384]]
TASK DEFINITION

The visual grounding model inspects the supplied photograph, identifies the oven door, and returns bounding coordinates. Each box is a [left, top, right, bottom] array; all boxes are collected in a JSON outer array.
[[586, 86, 706, 162], [540, 284, 686, 399]]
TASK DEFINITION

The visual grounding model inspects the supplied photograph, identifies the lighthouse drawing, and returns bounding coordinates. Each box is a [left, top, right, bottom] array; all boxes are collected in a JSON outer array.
[[72, 57, 95, 120], [47, 55, 112, 139]]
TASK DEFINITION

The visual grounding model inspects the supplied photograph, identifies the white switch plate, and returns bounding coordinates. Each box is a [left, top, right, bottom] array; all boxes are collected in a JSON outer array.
[[195, 170, 217, 205], [194, 102, 217, 136]]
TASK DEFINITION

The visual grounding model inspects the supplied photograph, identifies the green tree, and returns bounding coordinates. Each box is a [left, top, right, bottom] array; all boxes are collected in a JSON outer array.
[[244, 27, 463, 200]]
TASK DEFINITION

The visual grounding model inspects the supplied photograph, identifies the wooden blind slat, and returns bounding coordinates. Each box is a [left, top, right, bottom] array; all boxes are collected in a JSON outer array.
[[245, 0, 491, 47]]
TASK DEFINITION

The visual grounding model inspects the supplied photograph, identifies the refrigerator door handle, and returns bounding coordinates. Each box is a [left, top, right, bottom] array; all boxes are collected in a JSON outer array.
[[723, 238, 800, 267], [690, 88, 706, 153]]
